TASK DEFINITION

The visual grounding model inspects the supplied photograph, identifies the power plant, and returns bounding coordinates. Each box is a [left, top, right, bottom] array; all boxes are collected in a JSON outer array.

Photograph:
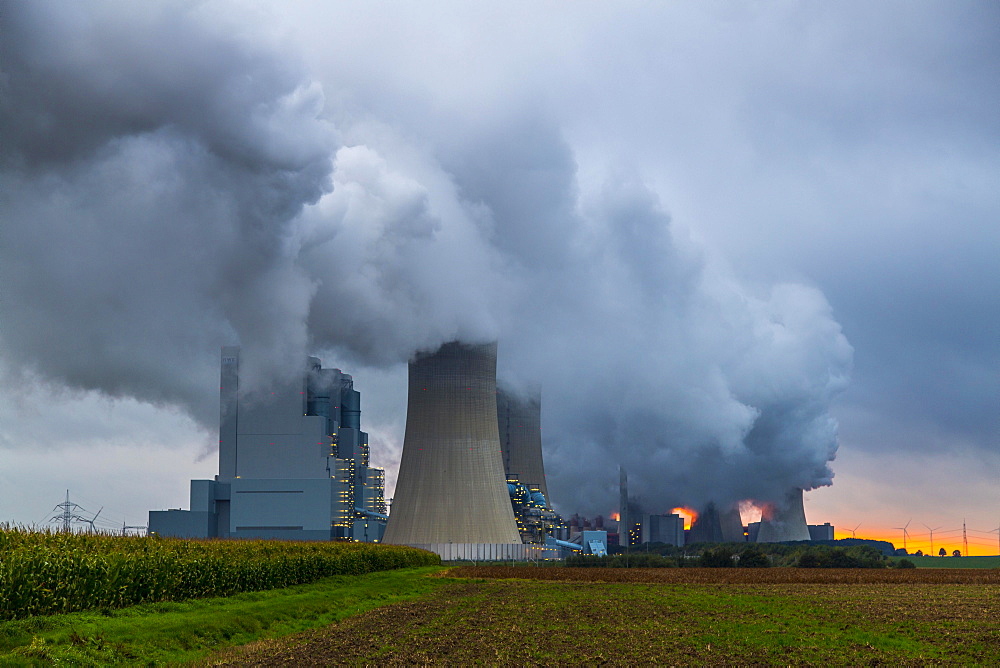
[[617, 472, 822, 546], [147, 343, 831, 554], [383, 341, 539, 559], [148, 347, 387, 541]]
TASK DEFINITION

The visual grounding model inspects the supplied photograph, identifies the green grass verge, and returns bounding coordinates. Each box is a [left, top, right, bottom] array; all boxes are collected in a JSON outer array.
[[0, 566, 448, 666], [907, 555, 1000, 568]]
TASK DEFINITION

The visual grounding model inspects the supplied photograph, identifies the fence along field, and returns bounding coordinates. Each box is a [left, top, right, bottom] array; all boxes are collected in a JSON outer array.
[[0, 526, 439, 620]]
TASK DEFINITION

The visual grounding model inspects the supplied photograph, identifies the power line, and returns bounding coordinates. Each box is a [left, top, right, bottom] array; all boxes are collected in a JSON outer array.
[[68, 491, 144, 528]]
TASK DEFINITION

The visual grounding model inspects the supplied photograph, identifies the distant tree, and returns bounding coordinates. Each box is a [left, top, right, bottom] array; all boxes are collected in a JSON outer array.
[[913, 549, 923, 556], [797, 551, 821, 568], [893, 558, 916, 569], [952, 550, 962, 557], [939, 548, 947, 557], [737, 545, 770, 568], [698, 546, 736, 568]]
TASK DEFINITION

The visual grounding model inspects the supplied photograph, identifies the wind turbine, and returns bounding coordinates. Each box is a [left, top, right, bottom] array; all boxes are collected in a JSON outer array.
[[849, 522, 862, 539], [923, 523, 942, 557], [893, 519, 912, 552], [83, 507, 103, 533]]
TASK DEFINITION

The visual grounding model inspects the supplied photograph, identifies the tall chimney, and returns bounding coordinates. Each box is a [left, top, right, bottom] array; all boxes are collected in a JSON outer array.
[[619, 466, 631, 547]]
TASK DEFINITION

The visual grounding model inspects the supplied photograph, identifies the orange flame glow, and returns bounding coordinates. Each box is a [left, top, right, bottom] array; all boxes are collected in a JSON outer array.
[[672, 507, 698, 530], [610, 512, 620, 522], [738, 500, 765, 524]]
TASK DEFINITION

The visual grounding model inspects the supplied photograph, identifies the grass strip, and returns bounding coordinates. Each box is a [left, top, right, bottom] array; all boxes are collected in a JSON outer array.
[[905, 555, 1000, 568], [0, 566, 448, 666]]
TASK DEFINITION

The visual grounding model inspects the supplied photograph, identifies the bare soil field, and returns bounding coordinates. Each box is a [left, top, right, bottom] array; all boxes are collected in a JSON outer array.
[[207, 568, 1000, 666], [449, 564, 1000, 584]]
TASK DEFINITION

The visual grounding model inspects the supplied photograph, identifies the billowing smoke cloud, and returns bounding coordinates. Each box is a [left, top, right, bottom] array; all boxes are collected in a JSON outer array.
[[1, 2, 851, 515], [1, 2, 339, 423], [430, 119, 852, 513]]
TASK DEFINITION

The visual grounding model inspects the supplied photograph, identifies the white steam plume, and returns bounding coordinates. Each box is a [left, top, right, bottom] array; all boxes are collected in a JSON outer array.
[[0, 2, 851, 514]]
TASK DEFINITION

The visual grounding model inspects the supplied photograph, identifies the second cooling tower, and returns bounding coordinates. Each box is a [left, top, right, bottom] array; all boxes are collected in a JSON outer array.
[[383, 341, 521, 545], [497, 385, 550, 506], [756, 488, 811, 542]]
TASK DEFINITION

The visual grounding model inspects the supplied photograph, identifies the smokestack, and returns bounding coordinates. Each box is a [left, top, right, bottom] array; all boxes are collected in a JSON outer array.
[[619, 466, 631, 547], [496, 385, 549, 505], [756, 488, 811, 543], [383, 341, 520, 545]]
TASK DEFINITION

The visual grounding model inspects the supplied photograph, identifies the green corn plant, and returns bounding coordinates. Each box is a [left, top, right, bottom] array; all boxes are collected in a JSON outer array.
[[0, 525, 439, 620]]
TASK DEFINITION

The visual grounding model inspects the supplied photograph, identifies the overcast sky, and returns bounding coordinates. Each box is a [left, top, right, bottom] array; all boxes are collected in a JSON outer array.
[[2, 1, 997, 553]]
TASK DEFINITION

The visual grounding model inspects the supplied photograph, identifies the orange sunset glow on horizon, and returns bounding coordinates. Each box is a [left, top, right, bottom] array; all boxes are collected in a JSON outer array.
[[836, 525, 1000, 557]]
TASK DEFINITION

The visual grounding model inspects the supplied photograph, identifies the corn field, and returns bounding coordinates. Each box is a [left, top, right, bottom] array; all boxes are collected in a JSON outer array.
[[0, 526, 439, 620]]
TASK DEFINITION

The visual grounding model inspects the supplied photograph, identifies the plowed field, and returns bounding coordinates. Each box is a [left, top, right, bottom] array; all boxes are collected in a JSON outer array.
[[207, 568, 1000, 666], [450, 564, 1000, 584]]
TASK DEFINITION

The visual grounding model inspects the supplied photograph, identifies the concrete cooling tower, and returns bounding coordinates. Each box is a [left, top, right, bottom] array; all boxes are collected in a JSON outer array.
[[496, 385, 550, 506], [756, 488, 811, 542], [383, 341, 521, 546], [688, 502, 744, 543]]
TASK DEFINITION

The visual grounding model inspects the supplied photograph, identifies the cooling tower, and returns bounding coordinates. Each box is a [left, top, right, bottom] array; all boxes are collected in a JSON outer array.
[[720, 506, 745, 542], [497, 385, 550, 505], [688, 502, 744, 543], [383, 341, 521, 545], [755, 488, 811, 542]]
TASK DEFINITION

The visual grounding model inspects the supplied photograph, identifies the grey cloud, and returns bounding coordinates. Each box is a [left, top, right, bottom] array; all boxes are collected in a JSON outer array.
[[1, 1, 337, 423], [11, 4, 936, 511], [412, 117, 853, 514]]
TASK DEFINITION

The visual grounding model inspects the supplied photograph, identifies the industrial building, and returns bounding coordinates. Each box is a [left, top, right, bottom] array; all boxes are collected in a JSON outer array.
[[808, 522, 835, 541], [148, 347, 387, 541], [642, 513, 686, 546], [382, 341, 529, 558], [507, 477, 566, 544]]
